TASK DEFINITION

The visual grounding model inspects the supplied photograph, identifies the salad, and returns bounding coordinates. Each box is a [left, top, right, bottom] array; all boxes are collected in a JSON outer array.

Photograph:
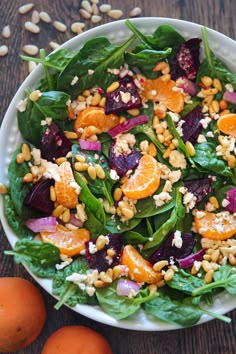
[[1, 20, 236, 328]]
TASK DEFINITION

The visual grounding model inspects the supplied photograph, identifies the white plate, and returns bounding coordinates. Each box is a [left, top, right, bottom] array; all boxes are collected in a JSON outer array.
[[0, 17, 235, 331]]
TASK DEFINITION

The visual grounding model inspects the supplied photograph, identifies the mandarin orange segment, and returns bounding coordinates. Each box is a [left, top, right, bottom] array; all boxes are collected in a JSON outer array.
[[217, 113, 236, 137], [55, 161, 78, 209], [121, 154, 161, 199], [141, 77, 184, 113], [194, 211, 236, 240], [120, 244, 162, 284], [41, 227, 90, 257], [74, 106, 120, 133]]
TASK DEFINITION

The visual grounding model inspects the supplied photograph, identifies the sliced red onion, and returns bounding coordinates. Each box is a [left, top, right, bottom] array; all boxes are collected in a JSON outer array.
[[176, 77, 197, 96], [223, 90, 236, 105], [69, 214, 83, 228], [226, 188, 236, 213], [25, 216, 57, 233], [78, 139, 101, 151], [116, 279, 140, 297], [177, 248, 205, 269], [107, 115, 149, 138]]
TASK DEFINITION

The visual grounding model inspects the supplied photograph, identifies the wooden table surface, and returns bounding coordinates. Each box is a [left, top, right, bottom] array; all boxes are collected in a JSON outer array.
[[0, 0, 236, 353]]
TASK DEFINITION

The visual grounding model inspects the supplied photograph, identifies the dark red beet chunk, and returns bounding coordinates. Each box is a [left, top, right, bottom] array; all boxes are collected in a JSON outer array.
[[85, 234, 123, 272], [148, 232, 196, 265], [24, 179, 55, 214], [40, 122, 72, 162], [105, 76, 143, 115], [184, 178, 212, 204], [171, 38, 201, 81], [108, 141, 142, 177], [181, 105, 203, 144]]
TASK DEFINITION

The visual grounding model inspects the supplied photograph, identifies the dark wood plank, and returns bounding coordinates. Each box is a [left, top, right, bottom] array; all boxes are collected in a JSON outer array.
[[0, 1, 236, 353]]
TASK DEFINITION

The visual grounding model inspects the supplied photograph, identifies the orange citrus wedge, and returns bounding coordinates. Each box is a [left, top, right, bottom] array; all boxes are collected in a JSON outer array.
[[121, 155, 161, 199], [217, 113, 236, 137], [41, 227, 90, 257], [74, 106, 120, 133], [120, 245, 162, 284], [55, 161, 78, 209], [141, 77, 184, 113], [194, 211, 236, 240]]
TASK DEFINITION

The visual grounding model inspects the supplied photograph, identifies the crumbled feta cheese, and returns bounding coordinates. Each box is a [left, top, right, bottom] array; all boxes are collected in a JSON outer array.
[[70, 76, 79, 86], [110, 169, 120, 181], [193, 260, 201, 272], [225, 83, 234, 92], [113, 133, 136, 156], [70, 181, 81, 195], [120, 91, 131, 103], [55, 255, 73, 270], [200, 115, 211, 129], [169, 150, 187, 169], [222, 198, 230, 208], [206, 131, 214, 138], [16, 98, 28, 112], [41, 159, 60, 181], [88, 242, 97, 254], [76, 203, 87, 222], [153, 192, 172, 207], [172, 230, 183, 248], [197, 134, 207, 143], [31, 148, 41, 166], [41, 117, 53, 126], [88, 69, 94, 75]]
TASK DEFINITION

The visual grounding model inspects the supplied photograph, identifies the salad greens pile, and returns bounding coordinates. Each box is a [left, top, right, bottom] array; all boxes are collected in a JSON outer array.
[[2, 20, 236, 327]]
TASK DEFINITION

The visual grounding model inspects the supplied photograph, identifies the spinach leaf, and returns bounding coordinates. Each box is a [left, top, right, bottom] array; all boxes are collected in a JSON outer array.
[[105, 214, 141, 234], [84, 209, 108, 238], [166, 113, 190, 159], [96, 280, 156, 320], [4, 239, 60, 278], [144, 290, 230, 326], [144, 188, 185, 250], [74, 171, 106, 225], [192, 265, 236, 296], [57, 35, 135, 98], [3, 194, 34, 239], [7, 145, 35, 219], [153, 209, 172, 230], [167, 269, 210, 295], [53, 257, 97, 310], [124, 230, 148, 245]]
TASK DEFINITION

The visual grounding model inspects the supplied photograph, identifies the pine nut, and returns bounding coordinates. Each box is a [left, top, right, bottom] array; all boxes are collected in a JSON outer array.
[[28, 61, 37, 73], [156, 280, 166, 288], [0, 183, 8, 194], [29, 90, 41, 101], [30, 165, 39, 176], [91, 3, 99, 15], [113, 187, 122, 201], [31, 10, 40, 24], [87, 166, 97, 180], [160, 74, 171, 81], [55, 157, 67, 165], [228, 253, 236, 266], [213, 78, 222, 92], [83, 90, 91, 97], [127, 108, 140, 116], [203, 88, 218, 96], [0, 45, 8, 56], [81, 0, 93, 13], [185, 141, 195, 156], [107, 81, 119, 93], [163, 147, 172, 159], [71, 22, 85, 34], [96, 235, 107, 251], [65, 131, 78, 139], [164, 268, 174, 282], [24, 21, 40, 34], [75, 154, 86, 163], [112, 265, 122, 280], [106, 268, 113, 279], [99, 271, 112, 283], [53, 21, 67, 32], [39, 11, 52, 23], [52, 205, 65, 217], [209, 196, 219, 209], [107, 248, 116, 257], [153, 61, 168, 72], [94, 280, 106, 288], [107, 9, 123, 19], [227, 155, 236, 169], [203, 95, 214, 106], [19, 3, 34, 14], [2, 25, 11, 39], [121, 207, 134, 220], [74, 162, 89, 172], [16, 153, 25, 164], [23, 44, 39, 56], [201, 76, 213, 87], [91, 92, 101, 105], [57, 224, 68, 232], [203, 254, 212, 261], [219, 99, 228, 110], [49, 41, 60, 50], [95, 164, 105, 179], [153, 260, 168, 272], [80, 9, 91, 19], [148, 284, 157, 295], [50, 186, 56, 202], [119, 116, 126, 124], [211, 100, 220, 113], [204, 269, 214, 284], [202, 260, 212, 272], [22, 143, 31, 161], [219, 109, 230, 116], [129, 7, 142, 17], [99, 97, 106, 107], [152, 116, 159, 129], [62, 209, 70, 223], [91, 15, 102, 24], [99, 4, 111, 13], [148, 143, 157, 157], [162, 65, 170, 75]]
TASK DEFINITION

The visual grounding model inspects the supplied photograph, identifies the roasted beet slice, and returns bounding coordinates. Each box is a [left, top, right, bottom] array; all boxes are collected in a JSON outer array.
[[148, 232, 196, 265], [40, 122, 72, 162], [184, 178, 212, 204], [105, 76, 143, 115], [24, 179, 55, 214], [108, 141, 142, 177], [85, 234, 123, 272], [171, 38, 201, 81], [181, 105, 203, 144]]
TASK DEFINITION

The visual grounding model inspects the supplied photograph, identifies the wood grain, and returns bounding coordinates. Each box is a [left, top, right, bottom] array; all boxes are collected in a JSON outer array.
[[0, 1, 236, 353]]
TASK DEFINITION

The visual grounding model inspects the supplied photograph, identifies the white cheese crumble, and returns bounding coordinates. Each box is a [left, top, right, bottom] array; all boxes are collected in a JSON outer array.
[[70, 76, 79, 86], [31, 148, 41, 166], [113, 133, 136, 156], [69, 181, 81, 195], [197, 134, 207, 143], [153, 192, 172, 207], [55, 254, 73, 270], [88, 69, 94, 75], [169, 150, 187, 169], [41, 117, 53, 126], [41, 159, 60, 181], [172, 230, 183, 248], [110, 169, 120, 181], [16, 98, 28, 112], [76, 203, 87, 222]]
